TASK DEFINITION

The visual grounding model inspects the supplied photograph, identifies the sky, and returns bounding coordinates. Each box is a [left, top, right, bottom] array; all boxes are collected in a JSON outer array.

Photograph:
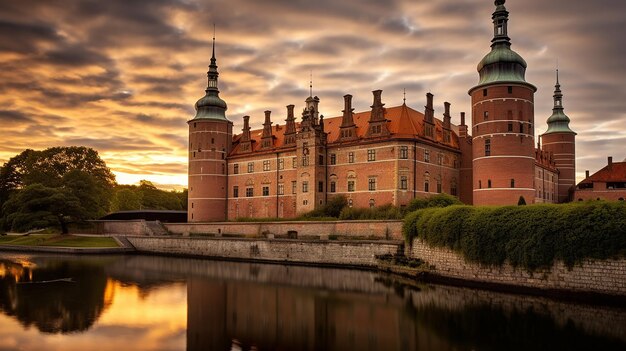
[[0, 0, 624, 190]]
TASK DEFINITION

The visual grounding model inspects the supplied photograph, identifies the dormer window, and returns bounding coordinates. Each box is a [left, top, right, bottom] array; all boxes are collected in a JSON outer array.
[[497, 26, 503, 35], [556, 100, 561, 106]]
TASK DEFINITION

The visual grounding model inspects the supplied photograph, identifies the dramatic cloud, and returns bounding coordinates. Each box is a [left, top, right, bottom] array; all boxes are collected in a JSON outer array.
[[0, 0, 624, 188]]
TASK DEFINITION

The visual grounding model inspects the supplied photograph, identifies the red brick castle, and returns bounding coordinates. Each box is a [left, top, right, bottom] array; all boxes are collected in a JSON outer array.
[[187, 0, 577, 222]]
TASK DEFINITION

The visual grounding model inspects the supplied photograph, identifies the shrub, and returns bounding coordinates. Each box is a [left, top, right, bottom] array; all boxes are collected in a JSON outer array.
[[339, 204, 402, 220], [403, 201, 626, 271], [404, 193, 462, 214]]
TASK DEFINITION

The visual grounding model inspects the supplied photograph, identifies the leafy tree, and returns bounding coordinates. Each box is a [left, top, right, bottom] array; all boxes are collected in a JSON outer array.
[[1, 184, 85, 233], [111, 188, 143, 211]]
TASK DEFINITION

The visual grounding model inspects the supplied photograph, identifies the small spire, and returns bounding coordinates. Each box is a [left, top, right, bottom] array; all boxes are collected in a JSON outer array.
[[309, 71, 313, 97], [403, 88, 406, 105], [212, 24, 216, 60]]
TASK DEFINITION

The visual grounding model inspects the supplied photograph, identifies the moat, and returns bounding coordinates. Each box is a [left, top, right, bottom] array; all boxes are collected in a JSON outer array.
[[0, 253, 624, 351]]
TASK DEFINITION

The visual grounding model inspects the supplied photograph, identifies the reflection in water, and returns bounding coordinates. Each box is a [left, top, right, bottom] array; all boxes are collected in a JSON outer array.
[[0, 258, 109, 333], [0, 253, 624, 351]]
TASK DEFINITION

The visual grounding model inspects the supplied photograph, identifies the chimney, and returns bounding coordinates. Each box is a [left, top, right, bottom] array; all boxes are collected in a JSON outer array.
[[341, 94, 355, 128], [585, 170, 590, 178], [243, 115, 250, 129], [424, 93, 434, 124], [426, 93, 433, 109], [287, 104, 294, 120], [443, 102, 451, 130], [343, 94, 353, 113], [459, 112, 468, 138], [608, 156, 613, 170], [372, 90, 383, 106]]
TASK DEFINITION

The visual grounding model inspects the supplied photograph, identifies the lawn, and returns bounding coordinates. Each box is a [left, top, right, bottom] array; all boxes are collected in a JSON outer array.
[[0, 234, 119, 248]]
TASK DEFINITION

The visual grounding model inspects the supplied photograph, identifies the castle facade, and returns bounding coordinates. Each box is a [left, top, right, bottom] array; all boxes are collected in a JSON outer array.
[[187, 0, 576, 222]]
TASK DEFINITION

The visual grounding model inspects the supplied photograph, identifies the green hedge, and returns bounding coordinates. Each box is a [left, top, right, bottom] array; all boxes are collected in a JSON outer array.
[[403, 201, 626, 271]]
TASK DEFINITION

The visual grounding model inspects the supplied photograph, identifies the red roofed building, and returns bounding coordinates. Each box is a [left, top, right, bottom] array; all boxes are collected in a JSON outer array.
[[186, 0, 572, 221], [574, 157, 626, 202]]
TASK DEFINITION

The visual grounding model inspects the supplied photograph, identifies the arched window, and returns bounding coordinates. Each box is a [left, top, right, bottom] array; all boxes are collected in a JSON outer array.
[[488, 179, 492, 188]]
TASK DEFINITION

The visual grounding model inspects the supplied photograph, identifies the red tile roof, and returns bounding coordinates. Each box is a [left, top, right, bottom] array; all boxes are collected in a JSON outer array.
[[579, 162, 626, 184], [230, 104, 460, 155]]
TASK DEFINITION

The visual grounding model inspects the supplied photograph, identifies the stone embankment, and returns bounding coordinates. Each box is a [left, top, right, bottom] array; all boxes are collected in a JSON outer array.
[[407, 238, 626, 297]]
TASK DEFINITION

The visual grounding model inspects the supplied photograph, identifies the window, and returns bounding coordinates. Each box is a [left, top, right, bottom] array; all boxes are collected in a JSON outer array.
[[399, 146, 408, 159], [291, 181, 297, 194], [278, 183, 284, 195], [400, 176, 408, 190], [437, 181, 442, 194], [483, 89, 487, 97], [247, 162, 254, 173], [292, 157, 297, 168], [483, 111, 489, 120], [348, 199, 353, 207], [319, 155, 324, 165], [367, 149, 376, 162], [262, 186, 269, 196], [330, 154, 336, 165], [424, 181, 429, 192], [330, 181, 336, 193], [318, 181, 324, 192], [451, 183, 457, 196], [302, 156, 309, 166], [511, 179, 515, 188], [508, 86, 513, 94], [302, 181, 309, 193], [368, 177, 376, 191], [348, 180, 355, 192], [424, 150, 430, 163], [348, 152, 355, 163], [479, 180, 482, 189], [488, 179, 492, 188], [508, 123, 513, 132], [246, 187, 254, 197], [485, 139, 491, 156], [211, 138, 215, 144], [437, 154, 443, 165], [263, 160, 270, 171], [233, 163, 239, 174], [278, 158, 284, 170], [520, 123, 524, 134]]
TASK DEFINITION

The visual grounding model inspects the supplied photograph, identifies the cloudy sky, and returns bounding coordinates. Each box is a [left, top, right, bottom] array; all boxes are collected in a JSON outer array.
[[0, 0, 624, 189]]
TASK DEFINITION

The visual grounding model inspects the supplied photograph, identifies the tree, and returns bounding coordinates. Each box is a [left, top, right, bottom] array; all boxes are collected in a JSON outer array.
[[0, 147, 116, 230], [111, 188, 143, 211], [1, 184, 85, 233]]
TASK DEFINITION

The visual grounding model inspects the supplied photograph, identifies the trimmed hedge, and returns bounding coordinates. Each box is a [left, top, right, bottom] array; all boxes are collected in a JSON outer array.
[[403, 201, 626, 271]]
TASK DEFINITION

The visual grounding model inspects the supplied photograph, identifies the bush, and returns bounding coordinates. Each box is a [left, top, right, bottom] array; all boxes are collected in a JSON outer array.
[[339, 204, 403, 220], [404, 193, 462, 214], [403, 201, 626, 271]]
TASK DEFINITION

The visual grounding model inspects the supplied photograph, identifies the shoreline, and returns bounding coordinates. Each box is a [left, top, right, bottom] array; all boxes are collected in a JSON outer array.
[[1, 237, 625, 307]]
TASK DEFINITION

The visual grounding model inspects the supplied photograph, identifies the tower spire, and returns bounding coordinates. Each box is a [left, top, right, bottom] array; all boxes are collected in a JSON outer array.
[[191, 27, 228, 121], [544, 69, 575, 134], [309, 71, 313, 97]]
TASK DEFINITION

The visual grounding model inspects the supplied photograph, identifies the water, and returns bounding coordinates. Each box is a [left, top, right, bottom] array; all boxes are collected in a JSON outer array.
[[0, 253, 624, 351]]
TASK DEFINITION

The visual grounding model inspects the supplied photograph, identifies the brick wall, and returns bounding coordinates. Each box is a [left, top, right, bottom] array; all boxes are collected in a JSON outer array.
[[407, 238, 626, 296], [165, 220, 403, 240], [127, 236, 402, 267]]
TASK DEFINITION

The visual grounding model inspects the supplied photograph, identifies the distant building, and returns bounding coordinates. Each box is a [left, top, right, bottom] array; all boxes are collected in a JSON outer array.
[[575, 157, 626, 201], [186, 0, 577, 222]]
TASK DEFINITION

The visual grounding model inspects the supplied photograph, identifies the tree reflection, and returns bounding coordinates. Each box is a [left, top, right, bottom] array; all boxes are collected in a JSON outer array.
[[0, 258, 109, 334]]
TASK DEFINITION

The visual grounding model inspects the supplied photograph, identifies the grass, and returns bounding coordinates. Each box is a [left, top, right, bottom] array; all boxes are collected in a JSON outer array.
[[0, 234, 119, 248]]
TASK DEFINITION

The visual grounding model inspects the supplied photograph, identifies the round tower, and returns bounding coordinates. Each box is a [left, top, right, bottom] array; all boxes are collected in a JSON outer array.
[[469, 0, 537, 205], [541, 70, 576, 203], [187, 37, 233, 222]]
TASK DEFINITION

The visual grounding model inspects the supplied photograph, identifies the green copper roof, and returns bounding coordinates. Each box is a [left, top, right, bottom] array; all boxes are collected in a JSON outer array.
[[544, 70, 576, 135], [471, 0, 536, 92], [190, 36, 229, 122]]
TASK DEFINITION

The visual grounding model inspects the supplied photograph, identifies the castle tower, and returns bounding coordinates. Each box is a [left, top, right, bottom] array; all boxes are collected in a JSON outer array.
[[469, 0, 537, 205], [296, 94, 327, 215], [187, 36, 233, 222], [541, 70, 576, 202]]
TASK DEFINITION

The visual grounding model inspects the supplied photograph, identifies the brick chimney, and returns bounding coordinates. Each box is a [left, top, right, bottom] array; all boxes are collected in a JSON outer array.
[[459, 112, 468, 137], [585, 170, 590, 178], [608, 156, 613, 170]]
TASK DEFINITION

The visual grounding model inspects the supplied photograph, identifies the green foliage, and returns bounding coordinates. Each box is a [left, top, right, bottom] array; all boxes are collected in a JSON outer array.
[[110, 181, 186, 211], [518, 196, 527, 205], [404, 193, 463, 213], [299, 195, 348, 219], [403, 201, 626, 271], [1, 184, 85, 233], [0, 147, 116, 229], [339, 204, 403, 220]]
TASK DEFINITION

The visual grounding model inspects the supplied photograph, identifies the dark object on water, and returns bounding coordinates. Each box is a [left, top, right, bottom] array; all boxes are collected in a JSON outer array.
[[17, 278, 74, 284]]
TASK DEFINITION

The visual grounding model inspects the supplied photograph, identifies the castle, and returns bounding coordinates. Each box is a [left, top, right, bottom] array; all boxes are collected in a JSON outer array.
[[187, 0, 577, 222]]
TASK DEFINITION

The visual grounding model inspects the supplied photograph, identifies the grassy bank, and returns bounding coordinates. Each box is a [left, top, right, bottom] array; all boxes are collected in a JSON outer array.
[[0, 234, 119, 248], [403, 201, 626, 271]]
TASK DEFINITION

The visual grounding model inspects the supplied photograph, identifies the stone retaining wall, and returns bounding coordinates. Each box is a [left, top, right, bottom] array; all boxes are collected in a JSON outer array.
[[164, 220, 402, 240], [408, 238, 626, 296], [70, 220, 151, 236], [127, 236, 402, 267]]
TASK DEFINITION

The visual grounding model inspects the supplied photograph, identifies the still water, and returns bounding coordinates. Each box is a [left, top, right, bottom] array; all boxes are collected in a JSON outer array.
[[0, 253, 624, 351]]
